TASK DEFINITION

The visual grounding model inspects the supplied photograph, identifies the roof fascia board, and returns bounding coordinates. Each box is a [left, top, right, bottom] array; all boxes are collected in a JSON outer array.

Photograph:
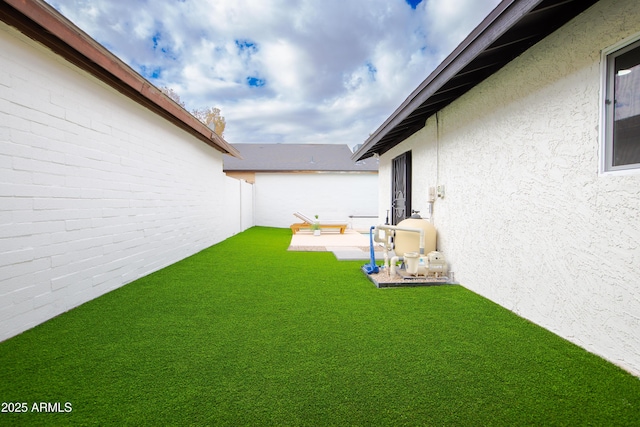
[[0, 0, 241, 158], [352, 0, 544, 161], [222, 170, 378, 174]]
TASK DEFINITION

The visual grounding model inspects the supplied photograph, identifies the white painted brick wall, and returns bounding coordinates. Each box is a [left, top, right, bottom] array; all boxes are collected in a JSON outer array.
[[379, 0, 640, 375], [0, 23, 253, 341]]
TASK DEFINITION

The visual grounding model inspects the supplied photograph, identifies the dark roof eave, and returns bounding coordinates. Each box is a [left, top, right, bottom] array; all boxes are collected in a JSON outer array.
[[352, 0, 599, 161], [224, 169, 378, 174], [0, 0, 241, 159]]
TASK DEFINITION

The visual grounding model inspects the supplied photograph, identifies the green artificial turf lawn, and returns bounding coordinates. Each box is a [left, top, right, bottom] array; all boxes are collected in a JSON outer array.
[[1, 227, 639, 426]]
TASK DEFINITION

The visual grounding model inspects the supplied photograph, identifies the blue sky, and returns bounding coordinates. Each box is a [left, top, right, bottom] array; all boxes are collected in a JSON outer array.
[[45, 0, 500, 147]]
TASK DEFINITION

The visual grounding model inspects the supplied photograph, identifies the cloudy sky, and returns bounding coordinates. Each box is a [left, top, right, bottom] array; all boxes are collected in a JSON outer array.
[[45, 0, 501, 148]]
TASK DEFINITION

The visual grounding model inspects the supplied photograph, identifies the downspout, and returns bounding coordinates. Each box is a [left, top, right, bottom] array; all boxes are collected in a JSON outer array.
[[436, 111, 440, 190], [426, 112, 441, 224]]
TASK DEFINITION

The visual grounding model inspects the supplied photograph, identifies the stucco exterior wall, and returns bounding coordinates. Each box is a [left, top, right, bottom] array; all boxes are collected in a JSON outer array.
[[0, 23, 250, 340], [254, 172, 379, 230], [379, 0, 640, 375]]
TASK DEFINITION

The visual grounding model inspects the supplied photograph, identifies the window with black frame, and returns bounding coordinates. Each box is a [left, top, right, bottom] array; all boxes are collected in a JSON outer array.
[[604, 39, 640, 172]]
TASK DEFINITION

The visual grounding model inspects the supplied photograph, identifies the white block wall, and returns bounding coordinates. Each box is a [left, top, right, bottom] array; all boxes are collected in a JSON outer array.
[[0, 23, 252, 341], [254, 172, 379, 230], [223, 175, 254, 235], [379, 0, 640, 375]]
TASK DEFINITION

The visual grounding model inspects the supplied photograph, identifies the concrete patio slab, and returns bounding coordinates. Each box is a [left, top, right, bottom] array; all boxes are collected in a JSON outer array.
[[326, 247, 372, 261], [364, 268, 456, 288], [288, 229, 383, 260], [288, 229, 370, 248]]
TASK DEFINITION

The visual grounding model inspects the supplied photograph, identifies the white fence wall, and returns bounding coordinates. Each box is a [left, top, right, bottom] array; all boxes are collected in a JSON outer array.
[[254, 172, 379, 230], [223, 176, 254, 236], [240, 179, 254, 231], [0, 23, 253, 341]]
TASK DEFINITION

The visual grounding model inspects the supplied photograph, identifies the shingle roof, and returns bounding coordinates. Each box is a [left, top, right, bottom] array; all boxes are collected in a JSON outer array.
[[224, 144, 378, 172]]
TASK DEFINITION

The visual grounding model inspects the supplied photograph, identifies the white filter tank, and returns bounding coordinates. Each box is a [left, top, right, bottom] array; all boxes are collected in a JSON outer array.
[[394, 214, 436, 257]]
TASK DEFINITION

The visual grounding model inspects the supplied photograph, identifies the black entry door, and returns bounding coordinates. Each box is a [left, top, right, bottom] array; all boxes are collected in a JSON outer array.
[[391, 151, 411, 225]]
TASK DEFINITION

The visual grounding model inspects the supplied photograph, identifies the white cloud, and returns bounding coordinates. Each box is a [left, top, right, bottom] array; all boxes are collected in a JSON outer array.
[[259, 39, 313, 97], [423, 0, 499, 55], [46, 0, 501, 147]]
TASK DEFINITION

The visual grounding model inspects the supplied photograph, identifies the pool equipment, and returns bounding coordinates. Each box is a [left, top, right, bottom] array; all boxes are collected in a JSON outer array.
[[404, 251, 448, 277], [366, 212, 447, 279], [362, 226, 379, 274], [373, 212, 436, 265], [393, 214, 436, 257]]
